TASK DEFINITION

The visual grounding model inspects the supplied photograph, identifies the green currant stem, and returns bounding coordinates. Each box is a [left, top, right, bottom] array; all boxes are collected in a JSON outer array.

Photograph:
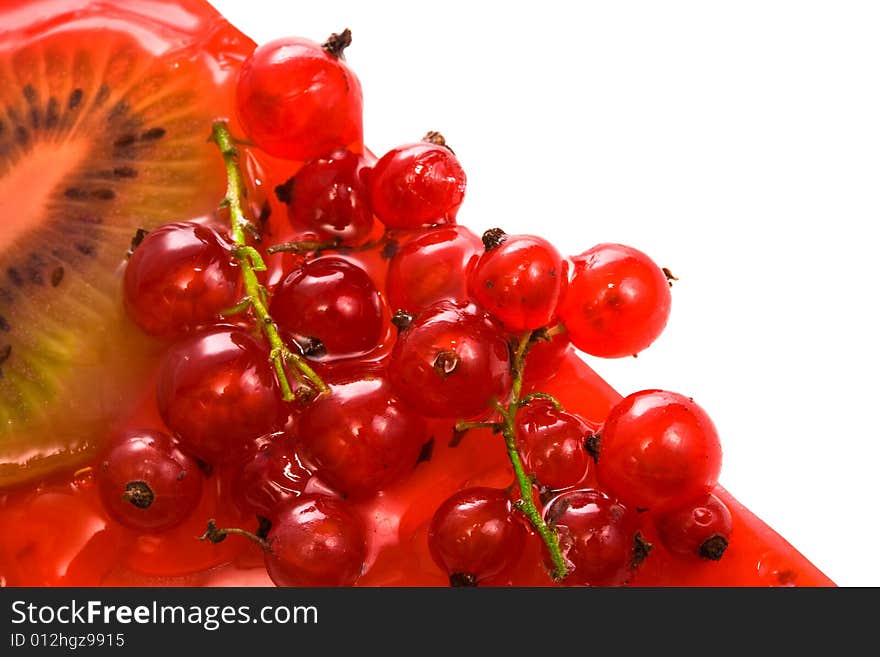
[[499, 331, 569, 580], [518, 392, 564, 411], [211, 121, 328, 400]]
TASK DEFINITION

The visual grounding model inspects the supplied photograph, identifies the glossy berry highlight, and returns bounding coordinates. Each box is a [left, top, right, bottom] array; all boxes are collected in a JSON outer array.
[[236, 32, 363, 161], [545, 489, 638, 586], [297, 376, 428, 499], [597, 389, 722, 512], [655, 493, 732, 560], [469, 231, 564, 331], [389, 301, 511, 418], [428, 487, 527, 586], [515, 399, 593, 490], [284, 149, 374, 246], [230, 437, 311, 520], [156, 328, 286, 464], [123, 222, 239, 338], [369, 137, 466, 229], [270, 257, 385, 360], [386, 225, 482, 315], [263, 494, 367, 587], [97, 430, 204, 532], [559, 243, 671, 358]]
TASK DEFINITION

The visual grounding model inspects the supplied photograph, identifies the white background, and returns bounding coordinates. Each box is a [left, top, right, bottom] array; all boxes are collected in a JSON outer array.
[[210, 0, 880, 587]]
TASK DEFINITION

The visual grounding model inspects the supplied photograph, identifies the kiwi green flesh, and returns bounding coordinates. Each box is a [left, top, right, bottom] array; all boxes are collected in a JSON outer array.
[[0, 31, 238, 488]]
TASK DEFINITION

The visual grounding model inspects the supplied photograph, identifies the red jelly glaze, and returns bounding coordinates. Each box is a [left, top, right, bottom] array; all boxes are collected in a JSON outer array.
[[0, 349, 835, 586]]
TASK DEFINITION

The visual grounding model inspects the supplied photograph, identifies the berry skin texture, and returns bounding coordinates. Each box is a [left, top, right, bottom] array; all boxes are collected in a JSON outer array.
[[386, 225, 482, 315], [264, 494, 367, 587], [515, 400, 593, 490], [285, 149, 374, 246], [469, 233, 565, 331], [270, 256, 385, 360], [597, 390, 722, 512], [236, 36, 363, 161], [369, 141, 466, 229], [297, 377, 428, 499], [655, 493, 733, 560], [428, 487, 527, 586], [97, 430, 203, 532], [389, 301, 511, 419], [559, 243, 671, 358], [123, 222, 240, 339], [544, 489, 637, 586], [156, 328, 286, 464]]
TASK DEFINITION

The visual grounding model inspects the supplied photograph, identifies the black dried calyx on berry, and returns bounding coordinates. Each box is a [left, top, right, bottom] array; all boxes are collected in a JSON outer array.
[[482, 228, 507, 251], [391, 309, 415, 332]]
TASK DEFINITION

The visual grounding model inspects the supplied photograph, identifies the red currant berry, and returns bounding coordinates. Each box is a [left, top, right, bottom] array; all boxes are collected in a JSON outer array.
[[123, 222, 239, 338], [515, 400, 593, 490], [428, 487, 527, 586], [655, 493, 732, 560], [236, 32, 363, 161], [544, 489, 637, 586], [559, 243, 671, 358], [270, 257, 385, 360], [97, 430, 203, 532], [597, 390, 722, 512], [285, 149, 374, 246], [389, 301, 511, 419], [156, 328, 286, 464], [297, 376, 427, 499], [468, 230, 564, 331], [386, 225, 482, 315], [230, 437, 311, 520], [264, 494, 366, 587], [369, 138, 466, 229], [522, 330, 572, 387]]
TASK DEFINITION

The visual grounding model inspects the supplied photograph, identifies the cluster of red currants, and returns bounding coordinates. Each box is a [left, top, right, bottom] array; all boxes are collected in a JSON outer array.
[[99, 30, 731, 587]]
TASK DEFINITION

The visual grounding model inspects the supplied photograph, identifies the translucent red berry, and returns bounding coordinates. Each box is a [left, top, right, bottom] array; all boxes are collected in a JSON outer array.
[[97, 430, 204, 532], [468, 231, 564, 331], [655, 493, 732, 560], [123, 222, 239, 338], [428, 487, 527, 586], [369, 139, 466, 229], [284, 149, 374, 245], [156, 328, 286, 464], [545, 489, 638, 586], [297, 376, 427, 499], [559, 243, 671, 358], [515, 400, 593, 490], [264, 494, 366, 587], [270, 257, 385, 360], [597, 389, 722, 512], [230, 436, 311, 520], [236, 32, 363, 161], [522, 330, 572, 387], [386, 225, 482, 315], [388, 301, 511, 418]]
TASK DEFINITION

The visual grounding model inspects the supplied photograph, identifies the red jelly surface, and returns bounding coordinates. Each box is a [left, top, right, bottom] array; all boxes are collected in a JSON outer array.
[[0, 349, 833, 587]]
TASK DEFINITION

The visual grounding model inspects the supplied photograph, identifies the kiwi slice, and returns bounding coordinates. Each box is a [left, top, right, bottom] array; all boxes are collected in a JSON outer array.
[[0, 0, 255, 487]]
